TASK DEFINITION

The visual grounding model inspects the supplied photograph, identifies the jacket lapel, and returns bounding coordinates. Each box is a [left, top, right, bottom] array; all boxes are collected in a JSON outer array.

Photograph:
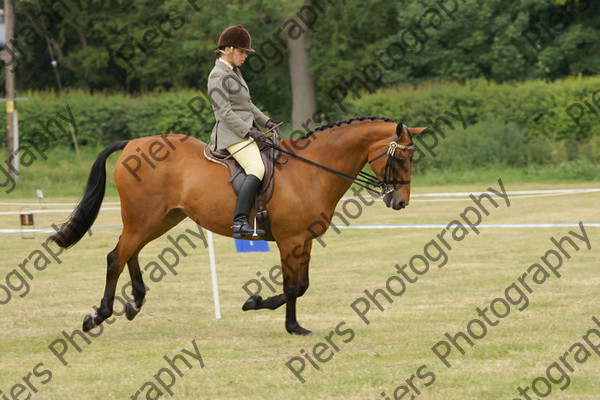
[[215, 59, 248, 92], [232, 67, 249, 91]]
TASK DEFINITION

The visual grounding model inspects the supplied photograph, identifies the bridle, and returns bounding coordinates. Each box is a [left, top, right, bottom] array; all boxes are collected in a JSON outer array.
[[263, 124, 414, 196], [366, 124, 414, 195]]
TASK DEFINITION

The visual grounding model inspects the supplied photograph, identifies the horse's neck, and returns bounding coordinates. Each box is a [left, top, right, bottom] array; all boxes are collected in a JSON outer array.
[[287, 123, 386, 200], [300, 125, 371, 171]]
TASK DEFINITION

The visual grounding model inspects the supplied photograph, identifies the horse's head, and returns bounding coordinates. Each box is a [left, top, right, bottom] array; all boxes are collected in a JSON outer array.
[[368, 123, 426, 210]]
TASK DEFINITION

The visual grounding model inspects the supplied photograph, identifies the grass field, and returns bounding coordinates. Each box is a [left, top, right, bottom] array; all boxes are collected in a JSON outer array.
[[1, 179, 599, 399]]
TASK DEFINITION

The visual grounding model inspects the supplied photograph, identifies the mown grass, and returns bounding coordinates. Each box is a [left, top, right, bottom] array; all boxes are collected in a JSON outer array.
[[1, 180, 599, 399]]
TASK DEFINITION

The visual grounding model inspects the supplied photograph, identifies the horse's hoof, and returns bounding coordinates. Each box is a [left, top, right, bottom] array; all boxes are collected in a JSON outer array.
[[82, 314, 96, 332], [125, 302, 140, 321], [286, 324, 313, 336], [242, 295, 263, 311]]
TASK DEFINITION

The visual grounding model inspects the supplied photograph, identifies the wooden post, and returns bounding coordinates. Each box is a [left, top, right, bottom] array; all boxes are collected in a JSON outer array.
[[4, 0, 18, 178]]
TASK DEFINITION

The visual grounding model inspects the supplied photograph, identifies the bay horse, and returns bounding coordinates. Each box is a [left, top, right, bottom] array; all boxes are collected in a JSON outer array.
[[50, 117, 425, 335]]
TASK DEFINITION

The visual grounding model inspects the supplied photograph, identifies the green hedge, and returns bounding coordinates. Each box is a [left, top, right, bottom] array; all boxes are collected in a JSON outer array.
[[2, 76, 600, 169], [342, 76, 600, 172], [0, 90, 215, 148], [345, 76, 600, 141]]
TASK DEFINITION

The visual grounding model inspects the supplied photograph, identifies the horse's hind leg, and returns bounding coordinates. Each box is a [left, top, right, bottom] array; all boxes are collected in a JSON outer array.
[[83, 229, 144, 332], [123, 209, 186, 321], [124, 251, 145, 321]]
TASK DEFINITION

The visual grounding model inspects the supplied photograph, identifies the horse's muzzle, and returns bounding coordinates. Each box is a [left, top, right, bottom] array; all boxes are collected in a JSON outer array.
[[383, 192, 407, 210]]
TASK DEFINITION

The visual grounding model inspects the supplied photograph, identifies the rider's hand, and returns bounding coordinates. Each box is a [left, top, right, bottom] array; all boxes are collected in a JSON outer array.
[[265, 119, 280, 137], [248, 127, 269, 145]]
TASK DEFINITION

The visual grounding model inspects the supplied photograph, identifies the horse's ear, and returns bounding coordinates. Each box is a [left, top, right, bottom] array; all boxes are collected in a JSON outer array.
[[409, 127, 428, 135]]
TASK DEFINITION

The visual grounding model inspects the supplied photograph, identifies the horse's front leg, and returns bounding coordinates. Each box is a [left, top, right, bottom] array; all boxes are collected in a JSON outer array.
[[242, 239, 312, 314], [242, 293, 285, 310], [278, 238, 312, 335], [297, 239, 312, 297]]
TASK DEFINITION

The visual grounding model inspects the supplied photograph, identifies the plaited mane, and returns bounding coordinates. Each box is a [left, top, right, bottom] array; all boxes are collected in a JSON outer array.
[[299, 116, 397, 140]]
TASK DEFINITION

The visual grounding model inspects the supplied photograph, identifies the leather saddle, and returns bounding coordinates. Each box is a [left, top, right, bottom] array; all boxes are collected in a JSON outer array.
[[203, 135, 281, 241]]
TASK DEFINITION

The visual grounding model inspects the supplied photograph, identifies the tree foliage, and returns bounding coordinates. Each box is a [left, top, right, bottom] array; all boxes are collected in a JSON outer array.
[[2, 0, 599, 120], [380, 0, 600, 85]]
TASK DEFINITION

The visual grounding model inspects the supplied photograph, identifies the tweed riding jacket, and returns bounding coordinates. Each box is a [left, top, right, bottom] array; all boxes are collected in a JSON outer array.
[[207, 59, 270, 150]]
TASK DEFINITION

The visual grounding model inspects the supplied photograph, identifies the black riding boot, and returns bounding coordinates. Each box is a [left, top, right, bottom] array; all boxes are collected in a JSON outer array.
[[232, 174, 266, 238]]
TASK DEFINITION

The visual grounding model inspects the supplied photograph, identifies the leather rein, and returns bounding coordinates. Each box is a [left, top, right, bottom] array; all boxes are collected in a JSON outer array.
[[263, 124, 414, 196]]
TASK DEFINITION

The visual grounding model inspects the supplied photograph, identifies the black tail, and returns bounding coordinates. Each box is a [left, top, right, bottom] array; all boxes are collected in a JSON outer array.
[[50, 140, 129, 248]]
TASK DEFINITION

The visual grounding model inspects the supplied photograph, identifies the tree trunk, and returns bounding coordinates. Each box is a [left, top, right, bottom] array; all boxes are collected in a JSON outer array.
[[286, 30, 317, 130]]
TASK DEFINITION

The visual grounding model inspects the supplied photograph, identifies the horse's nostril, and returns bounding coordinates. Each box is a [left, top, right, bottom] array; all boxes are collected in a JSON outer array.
[[398, 201, 406, 209]]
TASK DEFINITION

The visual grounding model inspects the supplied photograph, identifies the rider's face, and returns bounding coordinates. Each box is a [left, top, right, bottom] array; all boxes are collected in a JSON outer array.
[[224, 47, 248, 68]]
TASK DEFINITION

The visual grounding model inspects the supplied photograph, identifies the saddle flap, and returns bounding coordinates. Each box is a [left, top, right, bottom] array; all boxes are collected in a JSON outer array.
[[203, 137, 280, 241], [203, 144, 241, 180]]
